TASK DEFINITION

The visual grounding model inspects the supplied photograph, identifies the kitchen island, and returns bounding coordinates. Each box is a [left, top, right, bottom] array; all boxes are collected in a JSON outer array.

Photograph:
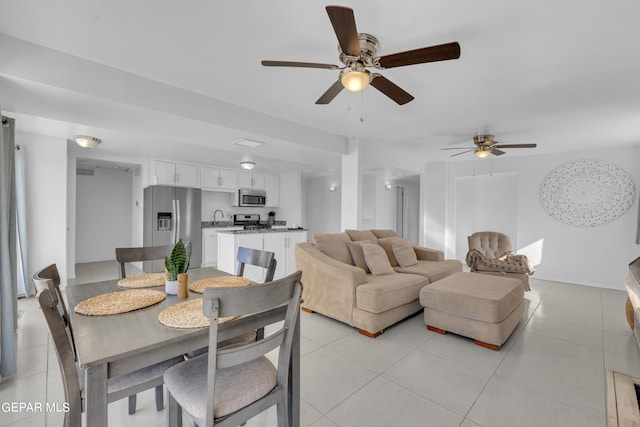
[[217, 228, 308, 282]]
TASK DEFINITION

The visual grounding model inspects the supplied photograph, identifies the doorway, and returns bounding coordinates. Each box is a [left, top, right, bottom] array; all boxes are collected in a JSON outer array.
[[395, 185, 407, 238]]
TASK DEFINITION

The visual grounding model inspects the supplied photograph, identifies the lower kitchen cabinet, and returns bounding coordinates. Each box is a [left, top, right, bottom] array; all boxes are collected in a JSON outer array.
[[201, 227, 243, 267], [217, 231, 308, 282]]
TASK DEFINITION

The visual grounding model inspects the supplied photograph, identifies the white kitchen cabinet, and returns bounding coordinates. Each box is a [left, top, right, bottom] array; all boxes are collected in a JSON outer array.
[[237, 171, 265, 190], [217, 232, 266, 282], [200, 167, 237, 191], [264, 174, 280, 207], [217, 231, 306, 281], [153, 160, 198, 187], [201, 227, 243, 267], [285, 231, 308, 276], [263, 233, 286, 279]]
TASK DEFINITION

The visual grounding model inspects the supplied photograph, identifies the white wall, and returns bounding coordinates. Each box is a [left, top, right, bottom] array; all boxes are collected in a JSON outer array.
[[19, 132, 68, 282], [395, 178, 420, 244], [75, 167, 133, 262], [303, 175, 342, 235], [425, 145, 640, 290], [279, 171, 303, 227]]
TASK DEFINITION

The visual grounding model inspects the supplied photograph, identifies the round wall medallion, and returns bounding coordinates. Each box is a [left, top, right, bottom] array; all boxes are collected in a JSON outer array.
[[540, 159, 636, 227]]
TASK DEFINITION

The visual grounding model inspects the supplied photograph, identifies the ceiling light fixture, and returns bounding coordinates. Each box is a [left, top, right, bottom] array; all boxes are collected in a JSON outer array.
[[340, 67, 371, 92], [74, 135, 102, 149], [240, 161, 256, 170], [474, 147, 491, 158]]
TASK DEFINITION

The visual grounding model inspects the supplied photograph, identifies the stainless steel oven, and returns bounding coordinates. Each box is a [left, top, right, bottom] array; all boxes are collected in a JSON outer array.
[[239, 189, 266, 207]]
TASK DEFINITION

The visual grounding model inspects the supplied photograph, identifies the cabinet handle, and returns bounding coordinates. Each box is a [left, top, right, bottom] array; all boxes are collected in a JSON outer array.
[[218, 176, 222, 186]]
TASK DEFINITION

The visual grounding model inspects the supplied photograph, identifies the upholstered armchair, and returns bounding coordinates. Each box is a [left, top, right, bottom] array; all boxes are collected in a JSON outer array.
[[466, 231, 533, 291]]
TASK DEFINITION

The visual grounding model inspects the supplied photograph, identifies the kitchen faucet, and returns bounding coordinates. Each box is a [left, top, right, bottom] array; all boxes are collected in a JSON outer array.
[[213, 209, 224, 225]]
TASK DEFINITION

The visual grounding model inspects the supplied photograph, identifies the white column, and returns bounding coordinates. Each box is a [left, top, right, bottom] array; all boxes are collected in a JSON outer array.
[[341, 138, 361, 230]]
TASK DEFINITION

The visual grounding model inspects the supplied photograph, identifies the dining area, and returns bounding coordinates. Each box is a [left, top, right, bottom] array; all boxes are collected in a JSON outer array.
[[31, 244, 302, 427]]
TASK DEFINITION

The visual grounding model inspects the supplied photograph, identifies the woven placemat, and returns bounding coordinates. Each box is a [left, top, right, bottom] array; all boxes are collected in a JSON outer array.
[[158, 299, 236, 329], [74, 289, 166, 316], [189, 276, 251, 293], [117, 273, 166, 289]]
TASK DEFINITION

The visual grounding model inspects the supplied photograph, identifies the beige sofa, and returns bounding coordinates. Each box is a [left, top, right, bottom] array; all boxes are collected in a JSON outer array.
[[295, 229, 462, 337]]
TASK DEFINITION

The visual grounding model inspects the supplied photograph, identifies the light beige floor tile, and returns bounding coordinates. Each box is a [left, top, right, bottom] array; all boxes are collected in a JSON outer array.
[[495, 352, 604, 418], [509, 330, 603, 373], [1, 412, 45, 427], [467, 377, 604, 427], [309, 417, 340, 427], [604, 329, 639, 356], [382, 346, 491, 416], [605, 350, 640, 378], [532, 302, 603, 331], [422, 332, 508, 375], [0, 372, 47, 426], [541, 283, 602, 314], [14, 345, 48, 379], [299, 312, 353, 347], [301, 347, 376, 414], [602, 288, 628, 309], [525, 307, 604, 350], [379, 312, 432, 347], [327, 376, 462, 427], [324, 332, 415, 374]]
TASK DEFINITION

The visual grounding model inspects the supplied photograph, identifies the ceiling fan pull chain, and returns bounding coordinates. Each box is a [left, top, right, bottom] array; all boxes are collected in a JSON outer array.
[[360, 90, 364, 123]]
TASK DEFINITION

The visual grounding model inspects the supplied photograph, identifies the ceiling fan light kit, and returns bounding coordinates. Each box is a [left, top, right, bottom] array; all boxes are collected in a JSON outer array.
[[340, 69, 371, 92], [240, 161, 256, 170], [441, 134, 538, 158], [261, 5, 460, 105]]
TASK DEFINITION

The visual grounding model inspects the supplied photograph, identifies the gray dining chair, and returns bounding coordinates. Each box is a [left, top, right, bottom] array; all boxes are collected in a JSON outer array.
[[33, 264, 183, 417], [164, 270, 303, 427], [115, 244, 173, 278], [236, 246, 277, 283]]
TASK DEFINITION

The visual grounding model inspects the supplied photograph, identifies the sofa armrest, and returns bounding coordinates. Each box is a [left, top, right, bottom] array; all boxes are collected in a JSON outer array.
[[413, 246, 444, 262], [295, 242, 367, 326]]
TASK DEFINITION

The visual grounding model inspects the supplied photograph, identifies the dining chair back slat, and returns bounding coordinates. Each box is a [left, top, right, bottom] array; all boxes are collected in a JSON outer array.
[[115, 245, 173, 278], [236, 246, 277, 282]]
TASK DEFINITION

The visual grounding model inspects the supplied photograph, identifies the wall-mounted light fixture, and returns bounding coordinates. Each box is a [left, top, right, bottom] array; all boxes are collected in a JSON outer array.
[[74, 135, 102, 149], [384, 183, 392, 190], [240, 161, 256, 170], [329, 185, 337, 192]]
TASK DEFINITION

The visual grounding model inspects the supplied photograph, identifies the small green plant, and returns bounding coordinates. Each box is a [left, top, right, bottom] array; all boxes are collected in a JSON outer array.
[[164, 239, 192, 281]]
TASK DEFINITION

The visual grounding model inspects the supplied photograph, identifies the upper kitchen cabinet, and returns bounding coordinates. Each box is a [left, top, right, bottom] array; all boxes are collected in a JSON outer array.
[[153, 160, 198, 187], [264, 174, 280, 207], [200, 167, 237, 191], [237, 171, 265, 190]]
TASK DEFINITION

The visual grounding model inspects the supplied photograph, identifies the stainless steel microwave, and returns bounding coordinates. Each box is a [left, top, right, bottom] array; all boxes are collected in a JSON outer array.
[[239, 189, 266, 207]]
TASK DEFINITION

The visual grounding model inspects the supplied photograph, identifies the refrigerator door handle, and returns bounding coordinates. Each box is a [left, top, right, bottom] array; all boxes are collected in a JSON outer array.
[[171, 199, 177, 244]]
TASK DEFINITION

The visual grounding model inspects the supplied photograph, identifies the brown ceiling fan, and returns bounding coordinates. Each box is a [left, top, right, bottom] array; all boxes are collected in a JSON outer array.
[[441, 135, 537, 158], [261, 5, 461, 105]]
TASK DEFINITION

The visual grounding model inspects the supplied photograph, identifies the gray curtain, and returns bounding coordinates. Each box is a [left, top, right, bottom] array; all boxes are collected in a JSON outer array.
[[0, 115, 17, 378], [15, 144, 30, 297]]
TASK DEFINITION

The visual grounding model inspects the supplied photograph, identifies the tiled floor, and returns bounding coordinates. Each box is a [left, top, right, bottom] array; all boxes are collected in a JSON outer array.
[[2, 261, 639, 426]]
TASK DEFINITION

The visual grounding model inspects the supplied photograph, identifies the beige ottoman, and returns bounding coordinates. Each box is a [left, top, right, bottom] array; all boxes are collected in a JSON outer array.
[[419, 272, 524, 350]]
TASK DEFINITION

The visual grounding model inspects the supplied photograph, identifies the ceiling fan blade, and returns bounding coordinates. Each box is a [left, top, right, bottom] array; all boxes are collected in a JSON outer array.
[[377, 42, 461, 69], [370, 74, 414, 105], [440, 147, 475, 150], [326, 6, 360, 57], [493, 144, 537, 148], [491, 148, 506, 156], [450, 150, 474, 157], [261, 60, 339, 70], [315, 80, 344, 104]]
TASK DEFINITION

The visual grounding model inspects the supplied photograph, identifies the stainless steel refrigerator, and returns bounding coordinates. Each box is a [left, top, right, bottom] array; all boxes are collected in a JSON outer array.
[[143, 186, 202, 273]]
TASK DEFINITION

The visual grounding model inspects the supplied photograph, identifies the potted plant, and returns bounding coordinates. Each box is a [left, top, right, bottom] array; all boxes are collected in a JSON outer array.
[[164, 239, 192, 297]]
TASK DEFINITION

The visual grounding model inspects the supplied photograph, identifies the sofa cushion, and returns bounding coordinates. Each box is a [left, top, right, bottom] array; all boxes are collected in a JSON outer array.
[[345, 229, 378, 243], [376, 237, 401, 266], [357, 273, 428, 313], [394, 259, 463, 283], [371, 229, 398, 239], [313, 232, 353, 265], [362, 243, 395, 276], [392, 239, 418, 267], [346, 241, 370, 273]]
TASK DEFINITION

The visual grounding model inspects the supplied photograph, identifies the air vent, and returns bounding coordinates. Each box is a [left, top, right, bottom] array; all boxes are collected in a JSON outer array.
[[76, 168, 94, 176], [231, 138, 265, 149]]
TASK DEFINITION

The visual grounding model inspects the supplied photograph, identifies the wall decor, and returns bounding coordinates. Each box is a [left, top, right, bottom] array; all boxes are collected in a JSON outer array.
[[540, 159, 636, 227]]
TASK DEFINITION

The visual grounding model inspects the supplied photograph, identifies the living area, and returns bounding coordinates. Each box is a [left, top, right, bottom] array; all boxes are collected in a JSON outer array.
[[3, 2, 640, 427]]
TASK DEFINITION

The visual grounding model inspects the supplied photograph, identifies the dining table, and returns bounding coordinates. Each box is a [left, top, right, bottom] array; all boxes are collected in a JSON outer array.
[[65, 267, 300, 427]]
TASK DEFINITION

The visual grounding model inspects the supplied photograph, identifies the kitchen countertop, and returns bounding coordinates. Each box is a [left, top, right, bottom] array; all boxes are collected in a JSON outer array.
[[201, 221, 287, 229], [217, 228, 308, 235]]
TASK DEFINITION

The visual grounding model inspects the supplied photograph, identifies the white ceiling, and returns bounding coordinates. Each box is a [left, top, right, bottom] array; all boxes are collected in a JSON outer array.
[[1, 0, 640, 177]]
